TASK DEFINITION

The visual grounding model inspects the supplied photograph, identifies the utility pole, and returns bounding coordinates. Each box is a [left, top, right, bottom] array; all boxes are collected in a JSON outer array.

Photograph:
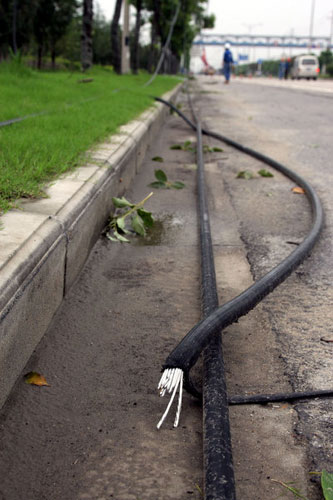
[[309, 0, 316, 51], [329, 10, 333, 49], [121, 0, 131, 74]]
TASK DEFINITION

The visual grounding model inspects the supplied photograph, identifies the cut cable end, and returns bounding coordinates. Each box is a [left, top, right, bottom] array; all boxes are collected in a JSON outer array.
[[157, 368, 184, 430]]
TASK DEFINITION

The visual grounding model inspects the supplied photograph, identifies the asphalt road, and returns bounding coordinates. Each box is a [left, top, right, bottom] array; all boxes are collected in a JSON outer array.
[[0, 76, 332, 500], [198, 75, 333, 492]]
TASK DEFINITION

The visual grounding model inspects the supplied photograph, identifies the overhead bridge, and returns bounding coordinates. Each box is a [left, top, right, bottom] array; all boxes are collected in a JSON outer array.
[[193, 33, 332, 49]]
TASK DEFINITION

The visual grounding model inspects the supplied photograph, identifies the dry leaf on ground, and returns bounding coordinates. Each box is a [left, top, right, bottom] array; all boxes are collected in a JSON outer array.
[[24, 372, 50, 387], [292, 186, 305, 194]]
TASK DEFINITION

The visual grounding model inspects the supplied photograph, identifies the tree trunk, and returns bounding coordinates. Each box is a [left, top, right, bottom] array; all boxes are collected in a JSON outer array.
[[132, 0, 142, 74], [51, 47, 56, 70], [81, 0, 93, 71], [152, 0, 162, 41], [147, 20, 157, 74], [110, 0, 122, 74], [12, 0, 18, 54], [37, 44, 43, 69]]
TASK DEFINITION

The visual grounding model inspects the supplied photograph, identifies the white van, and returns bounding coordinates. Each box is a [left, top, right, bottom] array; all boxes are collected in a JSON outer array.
[[291, 55, 319, 80]]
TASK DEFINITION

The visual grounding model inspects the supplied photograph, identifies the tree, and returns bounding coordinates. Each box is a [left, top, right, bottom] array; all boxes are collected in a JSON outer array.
[[0, 0, 38, 59], [0, 0, 12, 58], [143, 0, 213, 73], [49, 0, 77, 69], [12, 0, 18, 53], [31, 0, 77, 69], [93, 7, 112, 65], [110, 0, 122, 73], [130, 0, 143, 74], [81, 0, 93, 71], [57, 13, 81, 68], [319, 48, 333, 73], [33, 0, 55, 68]]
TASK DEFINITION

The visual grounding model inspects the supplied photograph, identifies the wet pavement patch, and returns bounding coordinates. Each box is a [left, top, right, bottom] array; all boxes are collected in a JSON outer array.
[[132, 214, 184, 246]]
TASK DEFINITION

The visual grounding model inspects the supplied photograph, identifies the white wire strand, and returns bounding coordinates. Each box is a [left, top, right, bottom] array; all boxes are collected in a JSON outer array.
[[174, 370, 184, 428], [157, 368, 184, 430]]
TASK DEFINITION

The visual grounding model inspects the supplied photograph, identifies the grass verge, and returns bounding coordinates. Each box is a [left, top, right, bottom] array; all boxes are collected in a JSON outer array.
[[0, 64, 180, 214]]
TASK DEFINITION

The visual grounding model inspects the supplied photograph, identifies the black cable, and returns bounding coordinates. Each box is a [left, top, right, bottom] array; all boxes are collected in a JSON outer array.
[[154, 95, 323, 397], [229, 389, 333, 405], [196, 122, 236, 499], [0, 112, 46, 128], [0, 97, 99, 129]]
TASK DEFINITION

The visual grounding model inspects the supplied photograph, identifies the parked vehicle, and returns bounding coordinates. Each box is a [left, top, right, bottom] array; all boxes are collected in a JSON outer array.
[[291, 55, 320, 80]]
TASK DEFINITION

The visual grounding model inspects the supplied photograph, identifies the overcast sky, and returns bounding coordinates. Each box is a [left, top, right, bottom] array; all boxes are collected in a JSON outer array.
[[96, 0, 333, 38]]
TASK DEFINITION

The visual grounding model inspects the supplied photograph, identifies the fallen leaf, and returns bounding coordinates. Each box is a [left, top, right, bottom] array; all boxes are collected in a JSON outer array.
[[112, 196, 133, 208], [279, 403, 290, 410], [24, 371, 49, 387], [131, 214, 146, 236], [321, 470, 333, 500], [258, 169, 274, 178], [292, 186, 305, 194], [237, 170, 255, 180], [154, 169, 168, 182], [171, 181, 186, 189], [148, 181, 166, 189]]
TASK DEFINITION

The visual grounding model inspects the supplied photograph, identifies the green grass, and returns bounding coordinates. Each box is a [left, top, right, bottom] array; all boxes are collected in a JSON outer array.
[[0, 63, 180, 214]]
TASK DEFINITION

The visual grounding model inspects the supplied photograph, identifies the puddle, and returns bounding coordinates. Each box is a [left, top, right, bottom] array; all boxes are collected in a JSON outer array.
[[133, 214, 183, 246]]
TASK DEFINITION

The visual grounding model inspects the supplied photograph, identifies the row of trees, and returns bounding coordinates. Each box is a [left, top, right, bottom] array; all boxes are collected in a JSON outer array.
[[236, 49, 333, 77], [0, 0, 215, 73]]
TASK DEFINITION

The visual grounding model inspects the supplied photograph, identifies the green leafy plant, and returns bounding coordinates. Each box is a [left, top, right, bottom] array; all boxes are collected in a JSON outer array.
[[203, 144, 224, 153], [321, 470, 333, 500], [170, 141, 223, 154], [107, 192, 154, 242], [152, 156, 164, 162], [170, 140, 195, 152], [236, 170, 255, 180], [149, 169, 185, 190], [237, 169, 274, 180], [258, 169, 274, 177]]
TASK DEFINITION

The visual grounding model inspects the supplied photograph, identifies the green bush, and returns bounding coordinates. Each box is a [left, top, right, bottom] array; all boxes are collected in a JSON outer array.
[[326, 63, 333, 77]]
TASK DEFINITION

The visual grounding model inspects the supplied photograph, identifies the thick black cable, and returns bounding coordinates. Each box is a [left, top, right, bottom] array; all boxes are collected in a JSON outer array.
[[155, 96, 323, 393], [229, 389, 333, 405], [196, 122, 236, 499]]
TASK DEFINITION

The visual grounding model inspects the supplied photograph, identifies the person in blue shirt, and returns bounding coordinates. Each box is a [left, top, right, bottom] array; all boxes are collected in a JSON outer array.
[[223, 43, 234, 84]]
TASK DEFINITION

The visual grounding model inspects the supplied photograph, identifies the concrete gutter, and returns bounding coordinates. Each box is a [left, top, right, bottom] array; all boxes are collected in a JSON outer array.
[[0, 84, 181, 409]]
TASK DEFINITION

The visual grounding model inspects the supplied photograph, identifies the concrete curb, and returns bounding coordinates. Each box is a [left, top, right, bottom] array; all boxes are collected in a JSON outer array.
[[0, 84, 181, 409]]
